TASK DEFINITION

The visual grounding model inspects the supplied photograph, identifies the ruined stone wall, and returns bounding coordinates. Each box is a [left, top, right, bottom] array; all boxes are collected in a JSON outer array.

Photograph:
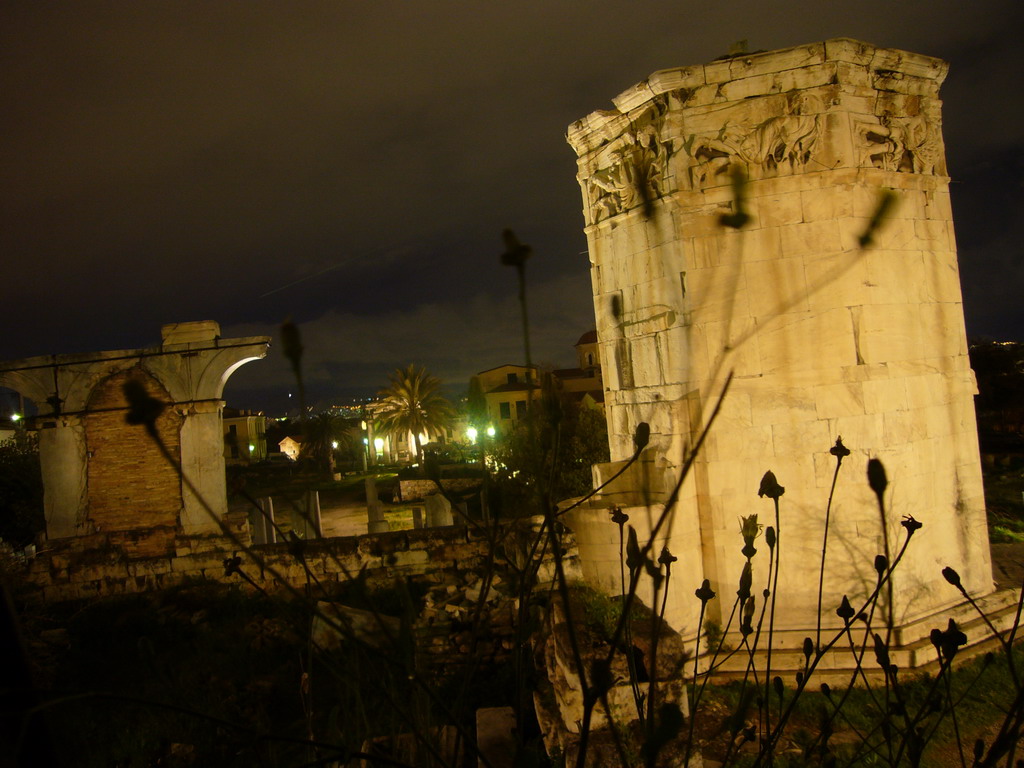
[[399, 478, 483, 502], [14, 523, 568, 677], [17, 522, 577, 607], [0, 322, 270, 546]]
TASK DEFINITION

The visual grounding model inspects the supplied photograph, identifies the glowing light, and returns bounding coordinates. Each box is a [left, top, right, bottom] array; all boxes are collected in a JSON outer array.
[[466, 427, 478, 443], [486, 426, 496, 438], [248, 444, 255, 452], [331, 441, 339, 449], [360, 420, 367, 430], [374, 437, 384, 452], [10, 413, 21, 423], [363, 437, 369, 445]]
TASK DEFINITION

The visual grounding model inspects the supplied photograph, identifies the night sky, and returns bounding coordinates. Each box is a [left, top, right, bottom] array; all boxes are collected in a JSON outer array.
[[3, 2, 1022, 413]]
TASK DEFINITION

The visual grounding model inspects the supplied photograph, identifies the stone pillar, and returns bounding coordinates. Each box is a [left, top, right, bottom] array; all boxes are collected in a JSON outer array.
[[366, 477, 388, 533], [425, 492, 454, 527], [565, 39, 1013, 666], [36, 416, 88, 538], [179, 400, 229, 534], [249, 497, 276, 545]]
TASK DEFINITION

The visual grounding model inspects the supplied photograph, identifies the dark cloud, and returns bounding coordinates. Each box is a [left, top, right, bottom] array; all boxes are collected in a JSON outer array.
[[2, 1, 1021, 407]]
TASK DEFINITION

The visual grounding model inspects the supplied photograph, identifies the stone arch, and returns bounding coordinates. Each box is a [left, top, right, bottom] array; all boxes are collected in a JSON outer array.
[[84, 367, 184, 555]]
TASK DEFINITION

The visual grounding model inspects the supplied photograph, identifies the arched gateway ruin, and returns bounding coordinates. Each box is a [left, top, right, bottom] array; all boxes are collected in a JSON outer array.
[[0, 321, 269, 557], [564, 39, 1018, 673]]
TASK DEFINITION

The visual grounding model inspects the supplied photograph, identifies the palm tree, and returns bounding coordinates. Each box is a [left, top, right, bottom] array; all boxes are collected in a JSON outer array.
[[376, 365, 455, 462]]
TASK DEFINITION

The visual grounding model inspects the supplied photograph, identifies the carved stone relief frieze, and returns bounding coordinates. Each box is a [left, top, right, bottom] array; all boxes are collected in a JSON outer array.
[[580, 83, 946, 226], [854, 113, 945, 175], [585, 94, 678, 224], [684, 91, 825, 188]]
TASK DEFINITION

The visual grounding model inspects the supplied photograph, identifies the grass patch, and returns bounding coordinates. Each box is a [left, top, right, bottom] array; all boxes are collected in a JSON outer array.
[[981, 464, 1024, 543], [692, 642, 1024, 767]]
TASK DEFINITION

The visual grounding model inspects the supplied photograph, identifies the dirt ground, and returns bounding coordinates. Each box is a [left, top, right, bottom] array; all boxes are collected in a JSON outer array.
[[992, 541, 1024, 591]]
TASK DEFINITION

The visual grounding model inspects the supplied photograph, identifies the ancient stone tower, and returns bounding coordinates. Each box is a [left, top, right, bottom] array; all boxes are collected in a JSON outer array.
[[565, 39, 1012, 668], [0, 321, 269, 558]]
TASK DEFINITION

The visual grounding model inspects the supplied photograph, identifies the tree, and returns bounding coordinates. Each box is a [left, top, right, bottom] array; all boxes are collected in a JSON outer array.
[[0, 428, 44, 547], [489, 386, 610, 508], [299, 412, 349, 476], [466, 375, 488, 428], [376, 365, 455, 462], [969, 340, 1024, 438]]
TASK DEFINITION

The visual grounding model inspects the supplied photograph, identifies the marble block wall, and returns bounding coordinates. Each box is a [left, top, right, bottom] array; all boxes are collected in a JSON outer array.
[[565, 39, 994, 644]]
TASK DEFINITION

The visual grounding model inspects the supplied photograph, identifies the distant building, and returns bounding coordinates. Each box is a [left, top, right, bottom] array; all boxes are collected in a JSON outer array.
[[554, 330, 604, 411], [279, 435, 303, 462], [223, 408, 267, 464], [471, 332, 606, 434], [472, 364, 541, 433]]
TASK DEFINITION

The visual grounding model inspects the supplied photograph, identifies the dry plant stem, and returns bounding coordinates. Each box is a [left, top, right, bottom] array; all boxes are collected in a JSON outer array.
[[976, 682, 1024, 767], [688, 593, 745, 765], [615, 522, 645, 724], [682, 600, 710, 768], [514, 261, 533, 375], [622, 562, 646, 725], [146, 428, 492, 768], [887, 667, 915, 765], [510, 518, 548, 717], [427, 472, 523, 710], [952, 582, 1021, 689], [510, 516, 551, 739], [755, 531, 915, 764], [557, 447, 642, 518], [600, 373, 735, 745], [819, 627, 882, 740], [544, 517, 595, 768], [816, 456, 844, 651], [683, 596, 745, 767], [726, 239, 873, 355], [762, 501, 781, 765], [874, 490, 895, 642], [1006, 575, 1024, 649], [596, 689, 633, 768], [747, 547, 773, 654], [644, 562, 673, 741]]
